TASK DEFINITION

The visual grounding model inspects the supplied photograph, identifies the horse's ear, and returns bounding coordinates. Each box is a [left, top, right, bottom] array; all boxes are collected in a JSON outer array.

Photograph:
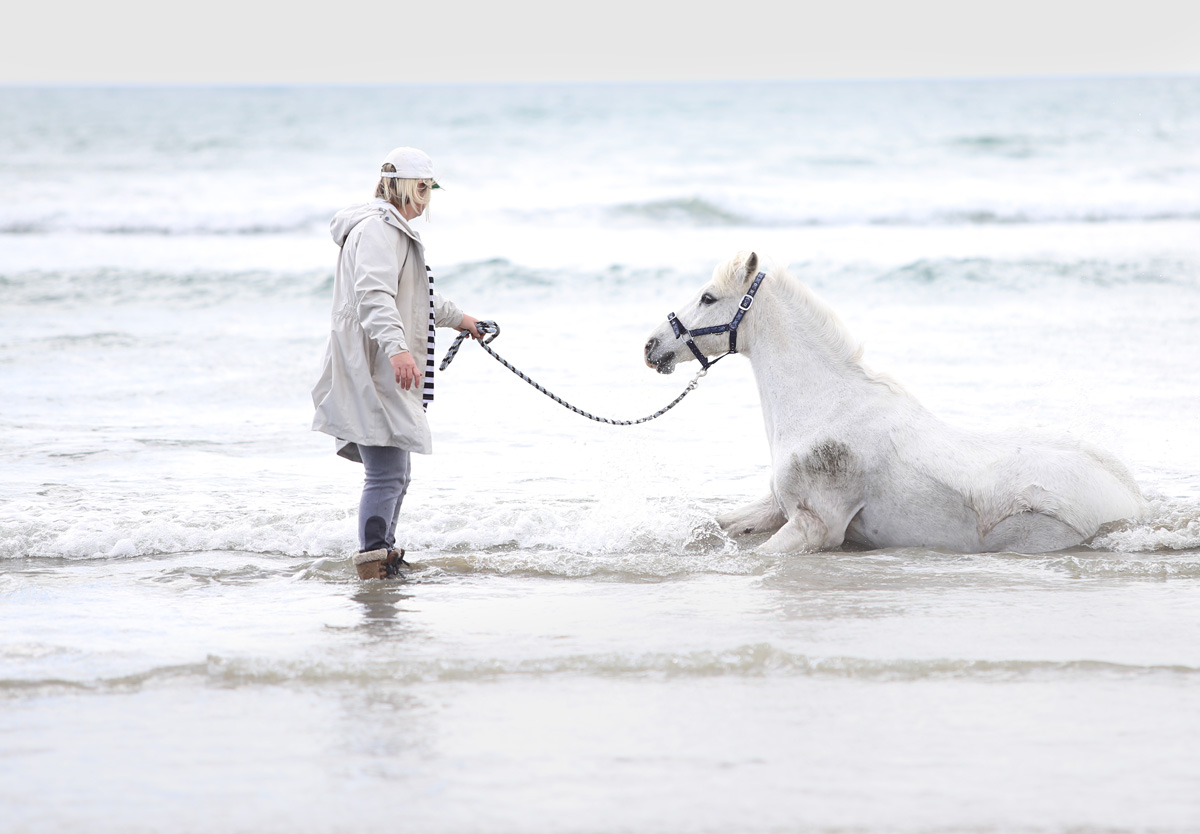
[[744, 252, 758, 285]]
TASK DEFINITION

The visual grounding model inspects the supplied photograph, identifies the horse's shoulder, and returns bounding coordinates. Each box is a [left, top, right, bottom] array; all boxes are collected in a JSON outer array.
[[781, 437, 864, 488]]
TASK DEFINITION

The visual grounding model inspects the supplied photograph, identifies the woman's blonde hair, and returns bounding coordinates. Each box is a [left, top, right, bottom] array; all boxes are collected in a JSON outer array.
[[375, 163, 433, 217]]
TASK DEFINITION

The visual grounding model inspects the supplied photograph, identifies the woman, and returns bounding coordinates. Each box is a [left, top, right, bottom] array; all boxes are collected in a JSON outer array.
[[312, 147, 482, 580]]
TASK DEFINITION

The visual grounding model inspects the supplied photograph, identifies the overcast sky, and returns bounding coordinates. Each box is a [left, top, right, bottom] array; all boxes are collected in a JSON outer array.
[[3, 0, 1198, 84]]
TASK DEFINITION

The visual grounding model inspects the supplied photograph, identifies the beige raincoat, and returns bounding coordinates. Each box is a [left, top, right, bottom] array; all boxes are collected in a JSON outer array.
[[311, 199, 463, 459]]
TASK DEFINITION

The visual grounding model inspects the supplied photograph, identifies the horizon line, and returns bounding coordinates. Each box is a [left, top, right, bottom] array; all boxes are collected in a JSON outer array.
[[3, 70, 1199, 90]]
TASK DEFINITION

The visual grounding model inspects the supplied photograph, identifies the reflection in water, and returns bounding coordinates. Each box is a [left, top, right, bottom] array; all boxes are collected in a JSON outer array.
[[352, 584, 414, 635]]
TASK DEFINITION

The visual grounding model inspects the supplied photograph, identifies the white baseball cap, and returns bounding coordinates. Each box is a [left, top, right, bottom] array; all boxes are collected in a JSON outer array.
[[380, 146, 441, 188]]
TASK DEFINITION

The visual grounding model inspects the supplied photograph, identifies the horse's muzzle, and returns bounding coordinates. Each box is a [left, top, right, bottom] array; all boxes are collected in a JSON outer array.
[[644, 337, 676, 374], [644, 337, 658, 364]]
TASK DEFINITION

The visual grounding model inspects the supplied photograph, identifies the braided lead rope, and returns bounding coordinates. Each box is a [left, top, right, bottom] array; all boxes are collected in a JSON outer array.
[[439, 321, 708, 425]]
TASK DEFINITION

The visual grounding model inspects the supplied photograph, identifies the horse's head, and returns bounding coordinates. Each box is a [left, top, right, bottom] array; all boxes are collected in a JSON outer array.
[[644, 250, 762, 374]]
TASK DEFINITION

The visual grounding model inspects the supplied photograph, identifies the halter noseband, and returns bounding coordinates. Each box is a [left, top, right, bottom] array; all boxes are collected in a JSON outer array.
[[666, 271, 766, 371]]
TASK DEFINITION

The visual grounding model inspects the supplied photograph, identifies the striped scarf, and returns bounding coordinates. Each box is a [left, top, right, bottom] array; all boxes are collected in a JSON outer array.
[[423, 265, 435, 409]]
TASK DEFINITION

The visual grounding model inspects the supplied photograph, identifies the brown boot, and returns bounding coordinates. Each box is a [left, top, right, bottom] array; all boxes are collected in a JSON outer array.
[[383, 548, 410, 578], [353, 548, 390, 580]]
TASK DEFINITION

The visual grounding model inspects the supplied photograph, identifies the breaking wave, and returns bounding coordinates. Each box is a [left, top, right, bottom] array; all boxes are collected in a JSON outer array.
[[0, 493, 746, 574], [6, 644, 1198, 696], [615, 205, 1200, 230], [0, 268, 332, 306], [872, 256, 1200, 291], [3, 488, 1198, 570], [1090, 493, 1200, 554], [609, 197, 756, 227], [4, 254, 1197, 314], [0, 218, 329, 237]]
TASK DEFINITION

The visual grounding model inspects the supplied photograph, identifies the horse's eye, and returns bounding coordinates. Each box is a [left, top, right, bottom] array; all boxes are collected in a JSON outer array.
[[700, 293, 716, 305]]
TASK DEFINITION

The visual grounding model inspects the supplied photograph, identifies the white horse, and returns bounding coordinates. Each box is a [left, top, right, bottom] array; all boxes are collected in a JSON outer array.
[[644, 251, 1143, 554]]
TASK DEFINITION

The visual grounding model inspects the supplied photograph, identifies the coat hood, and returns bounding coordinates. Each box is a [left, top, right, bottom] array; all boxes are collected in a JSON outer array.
[[330, 199, 420, 248]]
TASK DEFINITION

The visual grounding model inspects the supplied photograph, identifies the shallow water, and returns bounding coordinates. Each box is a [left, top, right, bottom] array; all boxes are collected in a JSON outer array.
[[2, 78, 1200, 832]]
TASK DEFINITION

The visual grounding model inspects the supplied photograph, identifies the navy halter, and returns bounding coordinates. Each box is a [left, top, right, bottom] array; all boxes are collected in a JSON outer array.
[[666, 271, 767, 370]]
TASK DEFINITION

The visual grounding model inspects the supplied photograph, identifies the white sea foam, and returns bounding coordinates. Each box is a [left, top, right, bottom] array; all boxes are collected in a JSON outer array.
[[1091, 493, 1200, 553], [4, 486, 1197, 567]]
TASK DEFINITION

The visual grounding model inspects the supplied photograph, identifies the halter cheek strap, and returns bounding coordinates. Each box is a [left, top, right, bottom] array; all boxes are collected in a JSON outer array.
[[667, 271, 766, 370]]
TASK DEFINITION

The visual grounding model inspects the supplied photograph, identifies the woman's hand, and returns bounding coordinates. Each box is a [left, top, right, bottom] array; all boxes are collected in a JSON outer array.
[[390, 351, 420, 390], [458, 314, 483, 340]]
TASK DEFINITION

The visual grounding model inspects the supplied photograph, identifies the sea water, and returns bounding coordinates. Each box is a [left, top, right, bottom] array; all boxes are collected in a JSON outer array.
[[2, 78, 1199, 832]]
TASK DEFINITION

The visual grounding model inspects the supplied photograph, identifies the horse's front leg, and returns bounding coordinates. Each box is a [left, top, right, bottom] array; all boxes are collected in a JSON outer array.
[[760, 497, 865, 553], [717, 492, 787, 536], [761, 445, 866, 553]]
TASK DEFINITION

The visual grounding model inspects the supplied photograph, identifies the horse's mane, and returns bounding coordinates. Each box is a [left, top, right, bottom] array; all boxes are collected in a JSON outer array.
[[717, 260, 905, 394]]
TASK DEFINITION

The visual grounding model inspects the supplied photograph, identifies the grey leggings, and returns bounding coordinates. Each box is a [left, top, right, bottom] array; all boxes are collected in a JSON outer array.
[[357, 445, 412, 553]]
